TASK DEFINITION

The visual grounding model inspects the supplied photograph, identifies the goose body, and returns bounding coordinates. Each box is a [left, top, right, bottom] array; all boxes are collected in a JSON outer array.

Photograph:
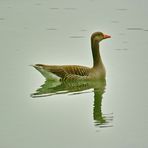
[[33, 32, 111, 81]]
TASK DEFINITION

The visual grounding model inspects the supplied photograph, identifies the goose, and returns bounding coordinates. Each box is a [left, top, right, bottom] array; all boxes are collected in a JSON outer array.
[[33, 32, 111, 81]]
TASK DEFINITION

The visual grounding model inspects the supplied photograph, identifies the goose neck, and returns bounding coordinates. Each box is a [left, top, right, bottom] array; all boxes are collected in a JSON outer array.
[[91, 39, 103, 68]]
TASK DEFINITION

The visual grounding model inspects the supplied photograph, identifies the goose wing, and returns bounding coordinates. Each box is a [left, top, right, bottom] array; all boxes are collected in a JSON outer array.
[[33, 64, 90, 80]]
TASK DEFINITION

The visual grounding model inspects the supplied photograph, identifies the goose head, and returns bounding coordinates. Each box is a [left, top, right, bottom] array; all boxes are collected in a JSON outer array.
[[91, 32, 111, 43]]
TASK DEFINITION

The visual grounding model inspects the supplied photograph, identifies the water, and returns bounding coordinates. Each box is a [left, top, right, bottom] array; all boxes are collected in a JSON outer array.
[[0, 0, 148, 148]]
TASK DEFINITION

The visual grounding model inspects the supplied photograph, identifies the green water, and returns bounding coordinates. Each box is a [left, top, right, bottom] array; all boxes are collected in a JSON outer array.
[[0, 0, 148, 148]]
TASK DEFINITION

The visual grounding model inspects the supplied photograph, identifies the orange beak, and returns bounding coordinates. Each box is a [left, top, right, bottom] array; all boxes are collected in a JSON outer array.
[[103, 34, 111, 39]]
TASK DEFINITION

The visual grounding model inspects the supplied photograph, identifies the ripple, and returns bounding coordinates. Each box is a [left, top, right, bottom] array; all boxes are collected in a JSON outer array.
[[47, 28, 57, 31], [127, 28, 148, 32], [0, 18, 5, 21], [119, 32, 125, 36], [127, 27, 143, 31], [111, 20, 119, 23], [50, 8, 59, 10], [64, 7, 77, 10], [116, 8, 128, 11], [123, 41, 128, 44], [69, 36, 85, 38], [35, 3, 42, 6], [23, 27, 28, 30], [80, 29, 87, 32], [114, 48, 128, 51], [8, 6, 12, 8]]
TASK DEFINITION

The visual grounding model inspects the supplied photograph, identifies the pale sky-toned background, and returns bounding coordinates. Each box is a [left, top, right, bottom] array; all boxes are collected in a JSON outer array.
[[0, 0, 148, 148]]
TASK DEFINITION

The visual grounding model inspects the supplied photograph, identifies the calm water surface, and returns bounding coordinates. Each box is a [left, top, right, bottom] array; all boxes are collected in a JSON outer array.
[[0, 0, 148, 148]]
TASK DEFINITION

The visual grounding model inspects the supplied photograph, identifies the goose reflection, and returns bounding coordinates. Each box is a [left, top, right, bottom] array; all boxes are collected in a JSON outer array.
[[31, 79, 113, 128]]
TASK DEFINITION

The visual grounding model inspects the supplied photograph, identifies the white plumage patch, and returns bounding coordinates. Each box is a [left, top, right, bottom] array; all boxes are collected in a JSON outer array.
[[34, 65, 60, 81]]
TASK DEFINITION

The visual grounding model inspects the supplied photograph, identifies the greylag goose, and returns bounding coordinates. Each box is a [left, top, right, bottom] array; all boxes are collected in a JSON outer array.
[[33, 32, 111, 81]]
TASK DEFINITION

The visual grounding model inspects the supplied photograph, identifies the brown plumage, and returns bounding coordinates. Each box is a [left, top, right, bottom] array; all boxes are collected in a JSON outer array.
[[33, 32, 111, 81]]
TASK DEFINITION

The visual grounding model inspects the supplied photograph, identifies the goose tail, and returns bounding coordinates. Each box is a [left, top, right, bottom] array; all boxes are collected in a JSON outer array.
[[31, 64, 61, 81]]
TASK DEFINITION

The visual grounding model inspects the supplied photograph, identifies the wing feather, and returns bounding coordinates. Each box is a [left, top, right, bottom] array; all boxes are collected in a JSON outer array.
[[34, 64, 90, 80]]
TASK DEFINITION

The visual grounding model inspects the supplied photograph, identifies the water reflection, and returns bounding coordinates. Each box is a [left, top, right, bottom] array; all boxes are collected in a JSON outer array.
[[93, 87, 113, 127], [31, 79, 113, 128]]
